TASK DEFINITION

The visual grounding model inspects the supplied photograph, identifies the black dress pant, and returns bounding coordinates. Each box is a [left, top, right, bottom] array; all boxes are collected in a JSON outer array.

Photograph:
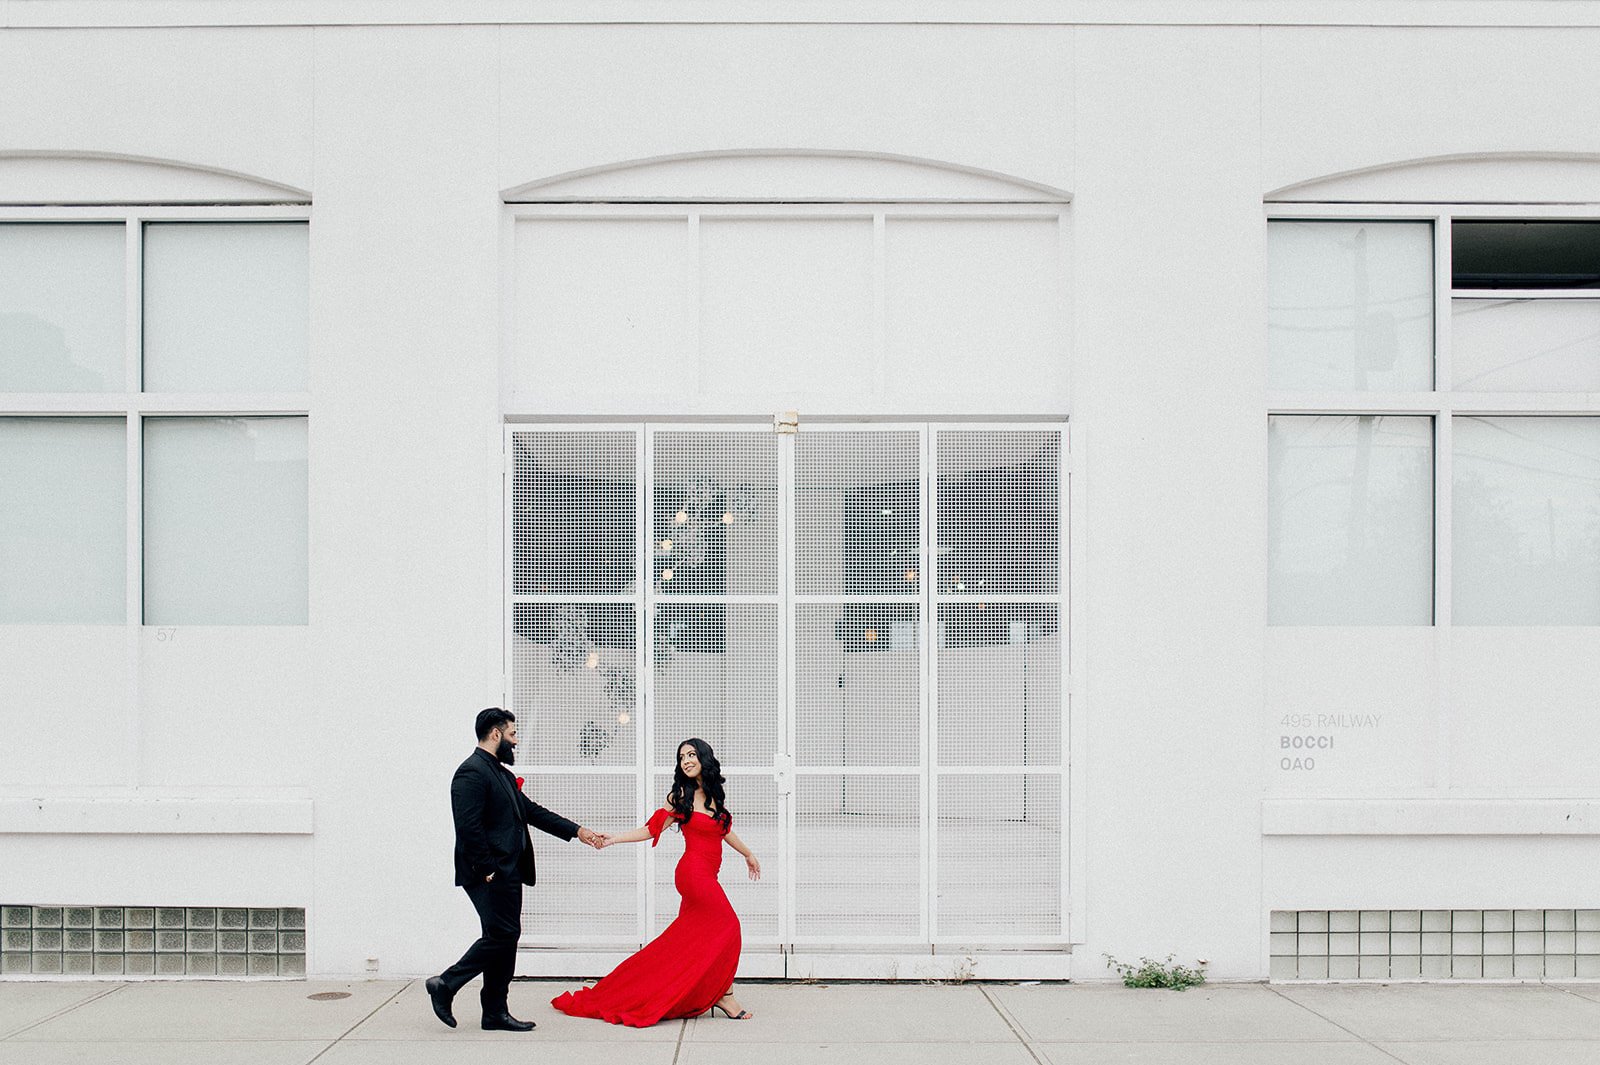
[[438, 877, 522, 1014]]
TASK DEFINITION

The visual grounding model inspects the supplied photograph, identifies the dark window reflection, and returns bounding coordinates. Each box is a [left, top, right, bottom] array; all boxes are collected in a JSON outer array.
[[1453, 221, 1600, 289]]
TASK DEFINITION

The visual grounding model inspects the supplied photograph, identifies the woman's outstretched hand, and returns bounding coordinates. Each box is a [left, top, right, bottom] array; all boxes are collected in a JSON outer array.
[[745, 854, 761, 881]]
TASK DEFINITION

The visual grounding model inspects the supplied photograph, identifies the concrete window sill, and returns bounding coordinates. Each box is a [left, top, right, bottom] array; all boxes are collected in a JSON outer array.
[[1263, 799, 1600, 836], [0, 796, 313, 835]]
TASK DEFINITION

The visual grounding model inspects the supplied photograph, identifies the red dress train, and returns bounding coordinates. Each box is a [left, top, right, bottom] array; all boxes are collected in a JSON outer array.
[[551, 809, 741, 1027]]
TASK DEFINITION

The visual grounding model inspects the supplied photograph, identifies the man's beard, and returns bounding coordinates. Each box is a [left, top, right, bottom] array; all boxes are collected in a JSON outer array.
[[496, 738, 516, 765]]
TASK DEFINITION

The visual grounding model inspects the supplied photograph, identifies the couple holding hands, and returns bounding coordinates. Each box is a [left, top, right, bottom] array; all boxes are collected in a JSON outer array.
[[427, 708, 760, 1031]]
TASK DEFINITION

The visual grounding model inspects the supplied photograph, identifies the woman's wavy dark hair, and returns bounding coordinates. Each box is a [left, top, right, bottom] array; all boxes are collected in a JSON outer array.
[[667, 737, 732, 832]]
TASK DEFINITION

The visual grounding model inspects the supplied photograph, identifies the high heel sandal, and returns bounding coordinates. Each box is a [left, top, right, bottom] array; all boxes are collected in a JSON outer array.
[[709, 1001, 751, 1020]]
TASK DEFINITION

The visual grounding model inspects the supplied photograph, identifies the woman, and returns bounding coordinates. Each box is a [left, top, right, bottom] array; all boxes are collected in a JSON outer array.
[[550, 738, 761, 1027]]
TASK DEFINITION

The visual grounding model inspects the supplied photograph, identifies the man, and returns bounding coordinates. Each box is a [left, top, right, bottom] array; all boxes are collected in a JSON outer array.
[[427, 707, 604, 1032]]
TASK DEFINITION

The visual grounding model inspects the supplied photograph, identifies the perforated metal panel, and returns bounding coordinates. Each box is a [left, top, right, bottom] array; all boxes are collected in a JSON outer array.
[[651, 430, 779, 598], [652, 602, 779, 770], [793, 603, 920, 768], [518, 772, 641, 941], [645, 429, 782, 947], [513, 431, 636, 597], [507, 423, 1067, 955], [791, 425, 924, 800], [649, 428, 781, 777], [937, 603, 1061, 767], [795, 431, 921, 597], [512, 603, 638, 768], [794, 774, 922, 941], [936, 430, 1060, 597], [791, 429, 927, 943], [511, 429, 644, 945], [931, 429, 1065, 942], [935, 773, 1061, 940]]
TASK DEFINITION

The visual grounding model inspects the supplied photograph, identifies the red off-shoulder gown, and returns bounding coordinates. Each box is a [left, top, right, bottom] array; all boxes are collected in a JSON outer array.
[[551, 809, 741, 1027]]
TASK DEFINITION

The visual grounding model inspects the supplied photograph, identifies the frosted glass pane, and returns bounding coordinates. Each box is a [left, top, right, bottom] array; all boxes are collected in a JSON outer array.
[[0, 418, 125, 622], [144, 417, 307, 625], [0, 224, 125, 391], [1269, 415, 1433, 625], [1453, 417, 1600, 625], [1268, 221, 1434, 391], [142, 223, 308, 392], [1452, 299, 1600, 392]]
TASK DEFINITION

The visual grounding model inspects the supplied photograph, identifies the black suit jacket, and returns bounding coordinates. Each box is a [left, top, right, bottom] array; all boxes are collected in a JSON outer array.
[[450, 748, 579, 887]]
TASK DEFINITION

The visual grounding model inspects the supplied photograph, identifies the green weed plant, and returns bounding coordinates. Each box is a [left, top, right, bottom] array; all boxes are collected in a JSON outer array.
[[1103, 953, 1208, 990]]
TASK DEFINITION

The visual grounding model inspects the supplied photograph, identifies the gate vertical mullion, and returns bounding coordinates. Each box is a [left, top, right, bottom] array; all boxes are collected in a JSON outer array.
[[125, 216, 143, 786], [502, 425, 516, 739], [778, 424, 797, 951], [924, 426, 939, 944], [1057, 424, 1071, 940], [639, 425, 654, 944]]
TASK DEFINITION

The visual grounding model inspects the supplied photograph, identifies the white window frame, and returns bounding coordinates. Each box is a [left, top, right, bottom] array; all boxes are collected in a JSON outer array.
[[0, 204, 312, 783], [1266, 201, 1600, 631]]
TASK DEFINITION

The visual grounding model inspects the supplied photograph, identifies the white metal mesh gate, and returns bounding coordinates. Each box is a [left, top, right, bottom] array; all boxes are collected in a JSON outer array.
[[507, 424, 1066, 953]]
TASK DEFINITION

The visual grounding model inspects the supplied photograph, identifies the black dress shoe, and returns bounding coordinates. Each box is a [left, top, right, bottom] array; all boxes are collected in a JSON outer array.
[[424, 976, 456, 1029], [481, 1011, 536, 1032]]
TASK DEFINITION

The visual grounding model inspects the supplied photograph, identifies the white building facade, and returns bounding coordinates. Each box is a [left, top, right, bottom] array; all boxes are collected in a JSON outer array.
[[2, 1, 1598, 983]]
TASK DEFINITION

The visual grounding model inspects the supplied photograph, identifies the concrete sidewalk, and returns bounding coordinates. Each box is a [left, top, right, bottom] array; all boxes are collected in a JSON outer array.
[[5, 978, 1600, 1064]]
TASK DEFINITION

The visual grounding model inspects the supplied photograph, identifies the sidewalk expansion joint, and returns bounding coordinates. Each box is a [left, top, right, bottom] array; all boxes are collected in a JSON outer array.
[[301, 979, 413, 1065], [1, 982, 125, 1041], [1263, 983, 1412, 1064], [979, 984, 1050, 1065], [1544, 980, 1600, 1008], [670, 1016, 688, 1064]]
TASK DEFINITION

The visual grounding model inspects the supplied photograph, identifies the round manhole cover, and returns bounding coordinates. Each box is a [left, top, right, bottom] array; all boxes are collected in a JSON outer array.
[[307, 992, 351, 1001]]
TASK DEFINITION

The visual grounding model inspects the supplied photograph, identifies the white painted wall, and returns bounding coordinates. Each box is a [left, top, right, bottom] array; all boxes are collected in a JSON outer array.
[[1, 4, 1598, 983], [1071, 23, 1267, 980]]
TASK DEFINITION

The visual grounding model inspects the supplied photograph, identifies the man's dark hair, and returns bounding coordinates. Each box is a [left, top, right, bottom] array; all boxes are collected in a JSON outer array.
[[475, 707, 516, 741]]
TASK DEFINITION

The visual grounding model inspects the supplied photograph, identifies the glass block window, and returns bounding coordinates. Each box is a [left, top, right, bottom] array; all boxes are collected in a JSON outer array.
[[1, 904, 305, 978], [1271, 908, 1600, 981]]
